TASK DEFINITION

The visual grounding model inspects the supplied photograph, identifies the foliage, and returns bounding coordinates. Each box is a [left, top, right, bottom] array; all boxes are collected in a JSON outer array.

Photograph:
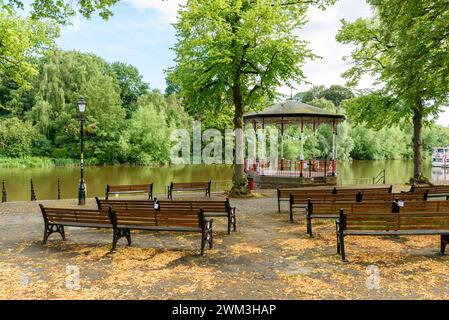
[[0, 9, 58, 90], [2, 0, 118, 24], [170, 0, 336, 193], [0, 117, 38, 157], [296, 84, 354, 107], [336, 1, 449, 181], [110, 62, 150, 117], [124, 100, 173, 165]]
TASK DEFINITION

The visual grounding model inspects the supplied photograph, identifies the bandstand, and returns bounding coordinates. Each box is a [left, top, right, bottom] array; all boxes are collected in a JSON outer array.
[[243, 100, 345, 189]]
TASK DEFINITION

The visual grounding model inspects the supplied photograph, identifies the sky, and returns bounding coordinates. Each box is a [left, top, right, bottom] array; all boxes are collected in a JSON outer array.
[[56, 0, 449, 126]]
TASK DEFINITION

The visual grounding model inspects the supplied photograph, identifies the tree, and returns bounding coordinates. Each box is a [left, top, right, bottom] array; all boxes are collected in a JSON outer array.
[[336, 0, 449, 183], [26, 50, 126, 163], [0, 9, 58, 90], [110, 62, 149, 117], [320, 85, 354, 108], [294, 84, 353, 107], [125, 101, 173, 165], [170, 0, 335, 195], [2, 0, 118, 24], [0, 117, 38, 157]]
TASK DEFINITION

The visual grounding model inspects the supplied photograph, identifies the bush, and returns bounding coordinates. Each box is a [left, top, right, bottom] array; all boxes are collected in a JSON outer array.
[[0, 117, 37, 157]]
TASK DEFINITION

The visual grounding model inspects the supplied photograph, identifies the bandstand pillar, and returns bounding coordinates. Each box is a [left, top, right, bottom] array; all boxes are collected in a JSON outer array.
[[332, 121, 337, 176], [299, 119, 304, 177]]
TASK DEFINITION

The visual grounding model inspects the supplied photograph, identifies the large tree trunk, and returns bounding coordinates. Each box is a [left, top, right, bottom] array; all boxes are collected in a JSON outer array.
[[411, 99, 427, 184], [230, 84, 248, 196]]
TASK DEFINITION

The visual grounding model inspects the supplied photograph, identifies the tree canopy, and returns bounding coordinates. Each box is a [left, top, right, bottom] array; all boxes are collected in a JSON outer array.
[[0, 9, 58, 90], [336, 0, 449, 182], [2, 0, 118, 23], [170, 0, 335, 194]]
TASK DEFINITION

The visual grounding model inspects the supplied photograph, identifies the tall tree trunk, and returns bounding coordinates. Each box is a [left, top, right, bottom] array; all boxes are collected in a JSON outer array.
[[230, 84, 248, 196], [411, 99, 426, 184]]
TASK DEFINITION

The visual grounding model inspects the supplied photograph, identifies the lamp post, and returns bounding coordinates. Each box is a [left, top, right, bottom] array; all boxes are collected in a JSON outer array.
[[77, 97, 86, 205]]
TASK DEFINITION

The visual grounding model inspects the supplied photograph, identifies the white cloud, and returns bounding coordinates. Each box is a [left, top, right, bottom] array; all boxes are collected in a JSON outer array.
[[279, 0, 374, 95], [125, 0, 186, 23]]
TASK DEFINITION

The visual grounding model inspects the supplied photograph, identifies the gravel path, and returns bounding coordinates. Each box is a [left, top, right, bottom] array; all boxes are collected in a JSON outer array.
[[0, 191, 448, 299]]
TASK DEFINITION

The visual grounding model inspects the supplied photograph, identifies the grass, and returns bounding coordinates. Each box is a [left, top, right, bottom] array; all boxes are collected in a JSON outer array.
[[0, 156, 78, 168]]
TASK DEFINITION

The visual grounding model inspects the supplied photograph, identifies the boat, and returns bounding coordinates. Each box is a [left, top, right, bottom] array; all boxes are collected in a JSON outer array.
[[431, 147, 449, 167]]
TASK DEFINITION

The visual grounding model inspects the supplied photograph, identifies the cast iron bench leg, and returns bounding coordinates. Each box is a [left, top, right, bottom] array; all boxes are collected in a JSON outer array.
[[440, 235, 449, 255], [43, 224, 65, 245]]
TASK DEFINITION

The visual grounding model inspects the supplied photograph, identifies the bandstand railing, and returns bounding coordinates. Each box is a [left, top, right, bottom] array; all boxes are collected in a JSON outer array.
[[244, 159, 337, 178]]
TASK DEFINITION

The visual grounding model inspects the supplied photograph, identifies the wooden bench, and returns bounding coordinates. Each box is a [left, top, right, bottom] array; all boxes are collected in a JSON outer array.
[[277, 185, 392, 213], [306, 200, 394, 237], [39, 204, 114, 245], [108, 207, 213, 255], [105, 183, 153, 200], [336, 210, 449, 261], [95, 197, 236, 234], [168, 181, 211, 199], [408, 184, 449, 200]]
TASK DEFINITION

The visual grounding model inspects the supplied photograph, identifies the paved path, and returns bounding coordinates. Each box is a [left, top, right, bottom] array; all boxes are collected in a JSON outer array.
[[0, 192, 448, 299]]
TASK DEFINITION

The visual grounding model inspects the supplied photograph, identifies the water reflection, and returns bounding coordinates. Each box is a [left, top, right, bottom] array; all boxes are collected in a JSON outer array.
[[0, 160, 441, 201]]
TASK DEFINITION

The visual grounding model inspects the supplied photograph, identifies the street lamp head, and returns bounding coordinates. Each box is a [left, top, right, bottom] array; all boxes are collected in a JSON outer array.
[[77, 97, 86, 113]]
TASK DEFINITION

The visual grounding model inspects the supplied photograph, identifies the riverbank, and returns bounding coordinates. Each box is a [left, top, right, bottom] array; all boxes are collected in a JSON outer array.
[[0, 156, 78, 168], [0, 193, 448, 299]]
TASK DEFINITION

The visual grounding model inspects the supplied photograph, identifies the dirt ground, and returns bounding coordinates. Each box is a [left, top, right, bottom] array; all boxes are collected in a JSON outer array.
[[0, 190, 448, 300]]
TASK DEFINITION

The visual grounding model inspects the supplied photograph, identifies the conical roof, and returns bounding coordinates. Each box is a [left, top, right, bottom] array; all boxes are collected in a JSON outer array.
[[243, 100, 345, 124]]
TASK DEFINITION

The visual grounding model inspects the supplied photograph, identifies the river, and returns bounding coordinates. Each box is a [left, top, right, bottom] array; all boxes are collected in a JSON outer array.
[[0, 160, 445, 201]]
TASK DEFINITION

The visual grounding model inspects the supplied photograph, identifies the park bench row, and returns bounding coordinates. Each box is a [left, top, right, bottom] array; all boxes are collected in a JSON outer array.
[[95, 197, 236, 234], [39, 197, 236, 255], [287, 190, 426, 222], [39, 205, 213, 255], [276, 185, 394, 212], [105, 181, 211, 200], [305, 199, 449, 237], [300, 199, 449, 261], [277, 184, 449, 213]]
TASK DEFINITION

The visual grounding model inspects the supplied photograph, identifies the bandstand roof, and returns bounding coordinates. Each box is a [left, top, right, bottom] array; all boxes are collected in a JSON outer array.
[[243, 100, 345, 125]]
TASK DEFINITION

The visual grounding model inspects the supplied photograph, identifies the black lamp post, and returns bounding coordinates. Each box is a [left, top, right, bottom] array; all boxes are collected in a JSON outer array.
[[77, 97, 86, 205]]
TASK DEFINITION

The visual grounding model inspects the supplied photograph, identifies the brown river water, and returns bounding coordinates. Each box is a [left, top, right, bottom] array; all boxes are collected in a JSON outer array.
[[0, 160, 444, 201]]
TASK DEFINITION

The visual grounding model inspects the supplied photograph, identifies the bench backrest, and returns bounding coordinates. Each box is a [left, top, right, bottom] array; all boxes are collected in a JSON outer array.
[[279, 186, 392, 199], [96, 197, 154, 210], [411, 185, 449, 194], [291, 193, 359, 204], [308, 200, 393, 215], [109, 207, 205, 229], [171, 181, 211, 190], [399, 200, 449, 213], [335, 186, 392, 194], [40, 204, 110, 225], [341, 210, 449, 231], [278, 187, 334, 199], [360, 192, 426, 202], [107, 184, 153, 193], [96, 197, 230, 213], [159, 200, 229, 212]]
